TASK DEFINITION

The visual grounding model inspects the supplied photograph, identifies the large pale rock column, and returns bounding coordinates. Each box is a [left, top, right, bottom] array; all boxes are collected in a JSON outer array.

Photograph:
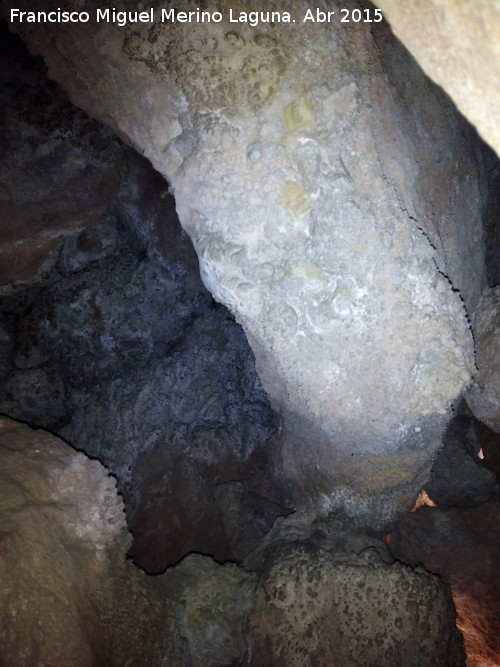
[[2, 0, 481, 525]]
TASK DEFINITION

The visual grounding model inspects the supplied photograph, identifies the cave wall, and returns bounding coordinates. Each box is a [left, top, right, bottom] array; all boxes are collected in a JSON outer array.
[[1, 2, 500, 664], [0, 416, 466, 666], [373, 0, 500, 160], [0, 0, 487, 529], [0, 27, 290, 573]]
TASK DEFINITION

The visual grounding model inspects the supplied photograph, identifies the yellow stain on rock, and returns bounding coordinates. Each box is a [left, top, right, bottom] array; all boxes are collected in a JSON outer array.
[[283, 95, 315, 133], [276, 180, 312, 216]]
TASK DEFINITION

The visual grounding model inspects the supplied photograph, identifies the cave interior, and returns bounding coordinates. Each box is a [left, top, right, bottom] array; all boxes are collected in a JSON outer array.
[[0, 3, 500, 666]]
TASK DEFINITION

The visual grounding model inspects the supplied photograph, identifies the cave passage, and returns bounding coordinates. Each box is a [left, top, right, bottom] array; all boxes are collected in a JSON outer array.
[[1, 4, 500, 665]]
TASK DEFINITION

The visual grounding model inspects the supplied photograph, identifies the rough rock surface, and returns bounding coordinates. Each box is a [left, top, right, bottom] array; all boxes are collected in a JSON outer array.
[[2, 0, 485, 529], [2, 416, 465, 665], [476, 418, 500, 484], [374, 0, 500, 159], [0, 416, 163, 665], [465, 286, 500, 433], [389, 502, 500, 667], [250, 543, 465, 666], [0, 416, 260, 665], [424, 412, 500, 507], [0, 145, 289, 572], [0, 26, 292, 572], [0, 25, 122, 308]]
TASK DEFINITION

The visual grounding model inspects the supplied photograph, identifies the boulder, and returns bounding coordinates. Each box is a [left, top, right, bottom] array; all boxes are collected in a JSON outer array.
[[251, 543, 465, 666]]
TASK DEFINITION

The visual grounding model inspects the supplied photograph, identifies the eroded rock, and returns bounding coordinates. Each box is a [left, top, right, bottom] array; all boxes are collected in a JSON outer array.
[[2, 416, 465, 665], [0, 416, 154, 665], [1, 0, 484, 529], [424, 412, 500, 507], [0, 415, 258, 665], [466, 286, 500, 433], [1, 140, 288, 572], [389, 502, 500, 667], [250, 543, 465, 666], [374, 0, 500, 158], [0, 26, 123, 307]]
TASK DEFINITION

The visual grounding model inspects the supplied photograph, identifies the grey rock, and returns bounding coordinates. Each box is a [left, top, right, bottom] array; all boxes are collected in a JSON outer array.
[[250, 543, 465, 666], [425, 414, 500, 507]]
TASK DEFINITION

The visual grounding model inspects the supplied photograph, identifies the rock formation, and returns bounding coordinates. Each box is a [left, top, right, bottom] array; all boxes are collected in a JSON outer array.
[[1, 1, 500, 663], [0, 25, 123, 309], [250, 544, 464, 666], [390, 501, 500, 666], [0, 30, 290, 572], [374, 0, 500, 159], [465, 286, 500, 434], [0, 416, 466, 666], [1, 0, 486, 530]]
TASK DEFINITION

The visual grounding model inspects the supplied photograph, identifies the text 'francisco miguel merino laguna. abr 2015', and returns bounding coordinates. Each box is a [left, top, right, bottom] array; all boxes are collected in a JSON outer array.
[[10, 7, 384, 26]]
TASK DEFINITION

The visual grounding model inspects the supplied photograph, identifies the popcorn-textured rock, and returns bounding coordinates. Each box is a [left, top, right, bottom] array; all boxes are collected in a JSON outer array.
[[250, 543, 465, 666], [0, 31, 288, 572], [2, 148, 287, 572], [0, 416, 255, 665], [466, 286, 500, 433], [374, 0, 500, 158], [0, 0, 481, 528]]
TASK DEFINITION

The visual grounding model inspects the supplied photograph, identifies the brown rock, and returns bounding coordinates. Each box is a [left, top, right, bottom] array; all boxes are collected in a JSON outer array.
[[389, 502, 500, 666], [0, 28, 122, 302]]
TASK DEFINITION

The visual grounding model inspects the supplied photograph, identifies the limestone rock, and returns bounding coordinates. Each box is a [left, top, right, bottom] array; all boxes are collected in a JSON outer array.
[[0, 415, 262, 665], [0, 416, 469, 665], [0, 416, 136, 665], [374, 0, 500, 159], [0, 0, 482, 528], [159, 554, 256, 666], [389, 502, 500, 666], [466, 286, 500, 433], [250, 543, 465, 666]]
